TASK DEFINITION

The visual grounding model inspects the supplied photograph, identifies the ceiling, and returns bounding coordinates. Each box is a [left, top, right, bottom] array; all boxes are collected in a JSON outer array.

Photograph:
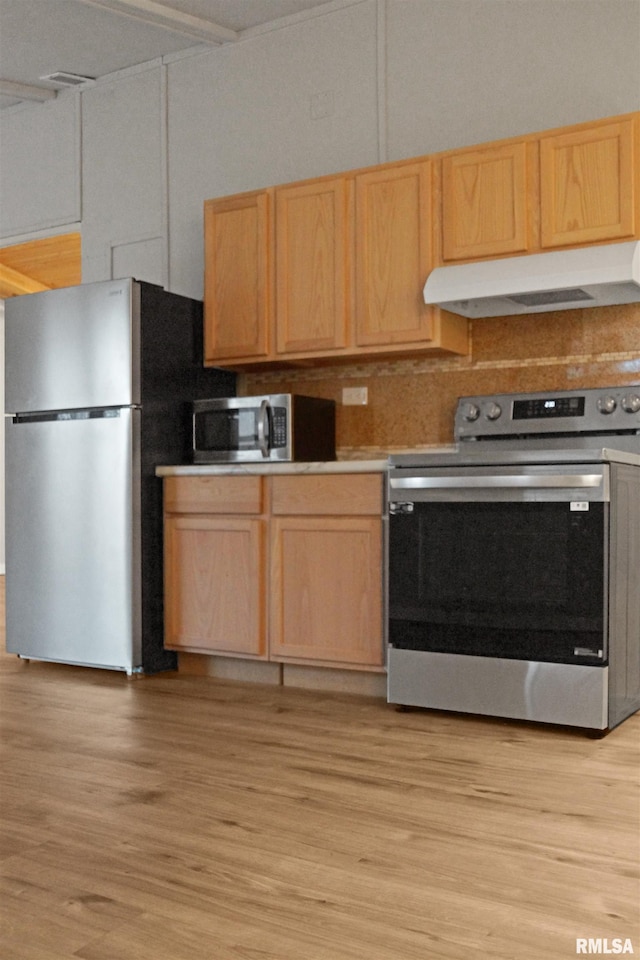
[[0, 0, 351, 110]]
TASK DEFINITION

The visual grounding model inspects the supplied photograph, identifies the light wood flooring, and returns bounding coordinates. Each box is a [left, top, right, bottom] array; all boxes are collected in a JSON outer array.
[[1, 575, 639, 959]]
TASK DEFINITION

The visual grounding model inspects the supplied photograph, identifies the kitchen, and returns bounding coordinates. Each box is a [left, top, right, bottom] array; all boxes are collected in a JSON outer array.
[[1, 1, 640, 958]]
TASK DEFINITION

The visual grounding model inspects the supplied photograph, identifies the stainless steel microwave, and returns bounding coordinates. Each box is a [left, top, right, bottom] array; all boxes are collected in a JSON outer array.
[[192, 394, 336, 463]]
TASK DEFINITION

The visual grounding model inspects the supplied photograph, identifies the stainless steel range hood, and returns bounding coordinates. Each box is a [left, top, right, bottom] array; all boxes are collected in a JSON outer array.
[[423, 240, 640, 318]]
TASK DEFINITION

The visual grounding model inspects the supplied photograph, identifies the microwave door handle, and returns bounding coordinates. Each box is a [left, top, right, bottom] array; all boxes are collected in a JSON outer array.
[[257, 399, 271, 458]]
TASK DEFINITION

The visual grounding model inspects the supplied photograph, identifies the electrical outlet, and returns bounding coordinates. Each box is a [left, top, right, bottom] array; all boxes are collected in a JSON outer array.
[[342, 386, 368, 406]]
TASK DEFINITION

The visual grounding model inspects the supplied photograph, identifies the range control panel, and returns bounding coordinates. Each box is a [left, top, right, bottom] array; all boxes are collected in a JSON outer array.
[[455, 386, 640, 441]]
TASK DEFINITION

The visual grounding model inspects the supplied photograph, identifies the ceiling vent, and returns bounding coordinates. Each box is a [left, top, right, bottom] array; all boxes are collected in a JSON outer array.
[[39, 72, 95, 87]]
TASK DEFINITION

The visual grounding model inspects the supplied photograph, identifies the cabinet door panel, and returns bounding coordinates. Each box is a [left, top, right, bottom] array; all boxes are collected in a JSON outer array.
[[441, 142, 530, 261], [540, 119, 637, 248], [204, 191, 271, 361], [165, 516, 265, 656], [355, 161, 433, 347], [270, 517, 383, 666], [275, 178, 349, 354]]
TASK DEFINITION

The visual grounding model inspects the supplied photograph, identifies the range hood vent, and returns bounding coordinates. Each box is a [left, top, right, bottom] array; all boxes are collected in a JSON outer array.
[[423, 241, 640, 318]]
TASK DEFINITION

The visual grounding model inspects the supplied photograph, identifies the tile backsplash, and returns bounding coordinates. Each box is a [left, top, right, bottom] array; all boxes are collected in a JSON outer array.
[[242, 304, 640, 457]]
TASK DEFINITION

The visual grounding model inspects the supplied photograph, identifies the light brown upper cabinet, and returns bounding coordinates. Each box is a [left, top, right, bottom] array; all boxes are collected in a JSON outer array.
[[203, 112, 638, 367], [439, 142, 536, 262], [204, 163, 468, 368], [275, 176, 350, 355], [355, 160, 435, 347], [539, 116, 638, 249], [204, 190, 272, 363], [437, 112, 639, 264]]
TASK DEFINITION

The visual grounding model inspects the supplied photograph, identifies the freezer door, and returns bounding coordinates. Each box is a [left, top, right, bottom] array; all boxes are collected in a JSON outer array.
[[5, 408, 141, 672], [4, 279, 139, 413]]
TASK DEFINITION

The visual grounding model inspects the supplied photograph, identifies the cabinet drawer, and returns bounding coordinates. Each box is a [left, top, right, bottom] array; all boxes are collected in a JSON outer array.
[[164, 475, 263, 515], [270, 473, 383, 516]]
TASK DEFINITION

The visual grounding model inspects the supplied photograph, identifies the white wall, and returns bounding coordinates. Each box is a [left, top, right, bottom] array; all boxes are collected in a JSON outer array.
[[385, 0, 640, 158], [0, 0, 639, 292], [0, 94, 81, 238], [167, 0, 381, 297], [165, 0, 640, 298], [81, 64, 168, 286]]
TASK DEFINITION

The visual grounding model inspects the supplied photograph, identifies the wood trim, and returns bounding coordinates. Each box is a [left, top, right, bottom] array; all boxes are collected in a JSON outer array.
[[0, 232, 81, 298], [0, 263, 50, 297]]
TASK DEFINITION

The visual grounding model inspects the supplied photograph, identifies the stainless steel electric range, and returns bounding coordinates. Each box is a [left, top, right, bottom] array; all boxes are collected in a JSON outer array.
[[387, 386, 640, 732]]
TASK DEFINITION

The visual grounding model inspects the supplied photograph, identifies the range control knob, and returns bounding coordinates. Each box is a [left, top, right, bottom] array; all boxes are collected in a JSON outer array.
[[484, 402, 502, 421], [621, 393, 640, 413], [462, 402, 480, 422], [597, 395, 617, 415]]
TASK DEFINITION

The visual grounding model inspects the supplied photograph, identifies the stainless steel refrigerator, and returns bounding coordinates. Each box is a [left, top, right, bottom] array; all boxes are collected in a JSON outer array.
[[4, 278, 235, 673]]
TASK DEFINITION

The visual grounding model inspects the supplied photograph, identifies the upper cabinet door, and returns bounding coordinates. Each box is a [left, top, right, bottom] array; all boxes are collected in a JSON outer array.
[[275, 177, 350, 355], [540, 118, 637, 248], [440, 141, 532, 262], [355, 160, 433, 347], [204, 190, 272, 363]]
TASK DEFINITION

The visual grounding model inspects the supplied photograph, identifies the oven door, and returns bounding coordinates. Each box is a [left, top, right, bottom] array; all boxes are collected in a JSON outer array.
[[388, 462, 609, 666]]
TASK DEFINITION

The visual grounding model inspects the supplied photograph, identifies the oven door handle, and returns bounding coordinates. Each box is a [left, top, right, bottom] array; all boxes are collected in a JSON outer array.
[[389, 473, 604, 490]]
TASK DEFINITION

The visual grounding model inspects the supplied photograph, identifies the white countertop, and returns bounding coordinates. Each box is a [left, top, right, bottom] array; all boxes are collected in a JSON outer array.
[[156, 459, 389, 477]]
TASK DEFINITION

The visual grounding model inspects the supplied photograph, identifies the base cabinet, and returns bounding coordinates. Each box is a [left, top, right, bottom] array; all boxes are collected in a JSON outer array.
[[163, 473, 384, 671], [269, 473, 384, 668], [270, 516, 383, 666], [163, 476, 266, 657], [164, 515, 265, 656]]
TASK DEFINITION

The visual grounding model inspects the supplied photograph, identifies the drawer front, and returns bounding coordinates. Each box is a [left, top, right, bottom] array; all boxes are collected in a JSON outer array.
[[164, 475, 263, 515], [270, 473, 383, 516]]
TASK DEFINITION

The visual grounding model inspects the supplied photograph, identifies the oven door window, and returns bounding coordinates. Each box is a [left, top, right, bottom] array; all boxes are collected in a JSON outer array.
[[388, 501, 607, 665]]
